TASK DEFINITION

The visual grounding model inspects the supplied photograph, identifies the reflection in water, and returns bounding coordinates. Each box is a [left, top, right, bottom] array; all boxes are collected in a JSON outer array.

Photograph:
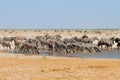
[[40, 49, 120, 59], [11, 49, 120, 59]]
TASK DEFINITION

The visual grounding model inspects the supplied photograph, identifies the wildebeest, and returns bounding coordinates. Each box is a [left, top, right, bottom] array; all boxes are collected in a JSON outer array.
[[97, 37, 115, 50], [72, 42, 100, 53], [11, 36, 27, 50], [65, 42, 76, 53], [63, 38, 76, 44], [35, 34, 48, 40], [81, 35, 88, 39], [3, 37, 15, 42], [0, 41, 11, 50], [15, 36, 27, 41], [2, 33, 120, 55], [54, 41, 69, 54], [114, 38, 120, 50], [117, 41, 120, 50], [13, 39, 24, 50], [18, 43, 40, 54], [81, 37, 99, 43]]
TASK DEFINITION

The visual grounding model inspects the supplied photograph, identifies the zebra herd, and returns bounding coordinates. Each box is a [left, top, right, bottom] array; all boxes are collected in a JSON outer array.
[[0, 34, 120, 55]]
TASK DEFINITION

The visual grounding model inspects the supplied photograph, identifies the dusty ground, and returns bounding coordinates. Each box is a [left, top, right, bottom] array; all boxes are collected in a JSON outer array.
[[0, 29, 120, 80], [0, 52, 120, 80]]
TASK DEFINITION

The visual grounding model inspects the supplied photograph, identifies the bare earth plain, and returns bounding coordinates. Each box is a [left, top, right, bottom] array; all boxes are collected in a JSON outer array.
[[0, 29, 120, 80]]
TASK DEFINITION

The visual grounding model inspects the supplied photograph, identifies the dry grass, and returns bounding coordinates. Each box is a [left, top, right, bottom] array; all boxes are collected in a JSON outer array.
[[0, 52, 120, 80], [0, 29, 120, 38]]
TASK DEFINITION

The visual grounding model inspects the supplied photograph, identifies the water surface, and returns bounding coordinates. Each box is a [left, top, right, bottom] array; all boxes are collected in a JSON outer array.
[[40, 49, 120, 59]]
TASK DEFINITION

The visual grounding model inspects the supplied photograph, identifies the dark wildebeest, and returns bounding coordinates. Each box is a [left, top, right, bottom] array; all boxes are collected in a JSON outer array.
[[114, 38, 120, 50], [13, 39, 24, 50], [38, 39, 52, 50], [0, 37, 11, 49], [81, 37, 99, 43], [12, 36, 27, 50], [84, 43, 101, 53], [81, 35, 88, 39], [63, 37, 76, 44], [97, 37, 115, 50], [72, 42, 100, 53], [18, 43, 40, 54], [0, 41, 11, 50], [65, 42, 76, 53], [26, 38, 40, 49], [38, 39, 56, 55], [54, 41, 69, 54], [3, 37, 15, 42], [117, 41, 120, 50]]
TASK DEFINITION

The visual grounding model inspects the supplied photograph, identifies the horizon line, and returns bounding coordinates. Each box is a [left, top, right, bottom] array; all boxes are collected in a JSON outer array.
[[0, 28, 120, 30]]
